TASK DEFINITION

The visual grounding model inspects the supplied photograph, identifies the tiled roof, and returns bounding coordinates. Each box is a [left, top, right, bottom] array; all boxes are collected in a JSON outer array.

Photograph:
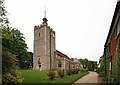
[[56, 50, 71, 60]]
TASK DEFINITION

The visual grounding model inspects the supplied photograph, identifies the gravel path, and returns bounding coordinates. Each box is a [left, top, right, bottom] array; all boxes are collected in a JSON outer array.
[[73, 71, 105, 84]]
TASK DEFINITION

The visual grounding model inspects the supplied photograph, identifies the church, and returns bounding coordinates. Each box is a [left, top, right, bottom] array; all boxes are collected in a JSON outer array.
[[33, 12, 82, 71]]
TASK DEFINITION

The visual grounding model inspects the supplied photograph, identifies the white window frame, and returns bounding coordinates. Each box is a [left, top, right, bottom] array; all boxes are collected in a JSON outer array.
[[109, 61, 112, 71]]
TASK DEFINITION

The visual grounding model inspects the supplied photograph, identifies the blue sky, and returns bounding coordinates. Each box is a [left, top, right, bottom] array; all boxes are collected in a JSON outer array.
[[5, 0, 117, 62]]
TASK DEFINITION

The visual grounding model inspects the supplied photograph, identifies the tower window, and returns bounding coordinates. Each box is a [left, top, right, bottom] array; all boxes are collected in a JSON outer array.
[[39, 33, 40, 37]]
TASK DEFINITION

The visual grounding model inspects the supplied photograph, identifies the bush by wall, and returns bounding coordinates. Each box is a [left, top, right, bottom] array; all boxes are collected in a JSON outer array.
[[57, 70, 64, 78], [48, 70, 55, 80], [74, 68, 80, 74], [66, 70, 72, 76]]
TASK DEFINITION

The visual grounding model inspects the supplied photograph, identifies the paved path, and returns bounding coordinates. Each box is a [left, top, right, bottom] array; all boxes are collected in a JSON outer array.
[[73, 71, 105, 84]]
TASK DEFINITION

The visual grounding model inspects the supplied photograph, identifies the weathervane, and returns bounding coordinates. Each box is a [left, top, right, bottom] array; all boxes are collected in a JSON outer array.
[[43, 5, 48, 23], [44, 5, 46, 18]]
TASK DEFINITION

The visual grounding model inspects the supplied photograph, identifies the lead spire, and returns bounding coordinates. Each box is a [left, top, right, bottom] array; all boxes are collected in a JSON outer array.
[[43, 6, 48, 24], [44, 10, 46, 18], [44, 6, 46, 18]]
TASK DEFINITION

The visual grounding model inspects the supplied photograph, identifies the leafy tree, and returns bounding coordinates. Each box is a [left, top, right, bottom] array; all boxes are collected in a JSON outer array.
[[88, 61, 98, 71], [28, 52, 33, 68], [93, 61, 97, 71], [79, 58, 97, 71], [1, 0, 30, 84], [71, 58, 74, 61], [0, 0, 9, 27], [2, 27, 31, 69], [1, 0, 24, 84], [79, 58, 89, 69], [2, 47, 23, 84], [88, 61, 94, 71]]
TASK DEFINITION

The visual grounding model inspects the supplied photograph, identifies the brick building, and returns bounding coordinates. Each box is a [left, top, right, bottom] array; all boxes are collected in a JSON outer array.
[[103, 0, 120, 80]]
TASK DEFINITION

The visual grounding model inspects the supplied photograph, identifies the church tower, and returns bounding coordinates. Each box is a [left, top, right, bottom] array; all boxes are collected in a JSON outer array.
[[33, 12, 56, 70]]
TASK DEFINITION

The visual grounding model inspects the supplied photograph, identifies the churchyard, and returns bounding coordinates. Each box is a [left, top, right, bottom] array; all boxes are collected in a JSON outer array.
[[20, 69, 89, 84]]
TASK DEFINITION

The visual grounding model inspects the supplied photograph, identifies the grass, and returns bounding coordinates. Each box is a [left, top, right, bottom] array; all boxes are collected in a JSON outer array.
[[20, 70, 49, 83], [51, 72, 89, 85], [20, 70, 89, 84]]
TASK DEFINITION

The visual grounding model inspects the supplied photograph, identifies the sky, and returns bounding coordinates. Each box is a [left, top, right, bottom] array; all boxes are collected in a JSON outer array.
[[4, 0, 117, 62]]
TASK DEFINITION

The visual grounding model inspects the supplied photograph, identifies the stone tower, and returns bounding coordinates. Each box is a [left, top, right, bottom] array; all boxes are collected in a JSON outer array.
[[33, 14, 56, 70]]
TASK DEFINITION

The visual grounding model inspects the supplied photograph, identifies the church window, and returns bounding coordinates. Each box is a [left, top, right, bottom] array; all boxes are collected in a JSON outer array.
[[58, 60, 62, 67], [39, 33, 40, 37], [109, 56, 112, 71], [58, 64, 62, 67], [109, 61, 112, 70]]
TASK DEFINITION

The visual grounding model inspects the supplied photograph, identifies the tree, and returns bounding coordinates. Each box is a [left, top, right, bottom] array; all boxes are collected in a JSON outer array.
[[1, 0, 24, 84], [27, 52, 33, 68], [93, 61, 97, 70], [79, 58, 97, 71], [79, 58, 89, 69], [1, 0, 31, 84], [0, 0, 9, 27], [2, 27, 31, 69], [2, 47, 23, 84], [88, 61, 97, 71], [71, 58, 74, 61], [88, 61, 94, 71]]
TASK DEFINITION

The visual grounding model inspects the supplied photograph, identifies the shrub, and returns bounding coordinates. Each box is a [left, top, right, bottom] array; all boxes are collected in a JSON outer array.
[[48, 70, 55, 80], [75, 68, 80, 74], [2, 47, 23, 84], [66, 70, 72, 76], [81, 69, 88, 73], [2, 70, 23, 85], [58, 70, 64, 78], [54, 70, 59, 78], [71, 69, 76, 74]]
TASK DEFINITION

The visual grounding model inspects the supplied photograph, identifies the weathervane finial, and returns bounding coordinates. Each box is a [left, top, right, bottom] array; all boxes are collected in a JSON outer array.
[[43, 5, 48, 24], [44, 5, 46, 18]]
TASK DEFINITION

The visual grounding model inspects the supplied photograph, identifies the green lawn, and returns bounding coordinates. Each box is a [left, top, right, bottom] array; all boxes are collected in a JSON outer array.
[[20, 70, 49, 83], [20, 70, 89, 84], [51, 72, 89, 84]]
